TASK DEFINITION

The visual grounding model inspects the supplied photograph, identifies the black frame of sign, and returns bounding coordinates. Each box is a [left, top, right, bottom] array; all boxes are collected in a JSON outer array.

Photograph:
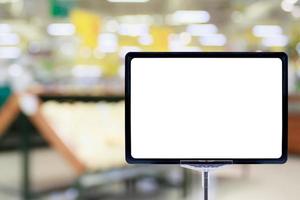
[[125, 52, 288, 164]]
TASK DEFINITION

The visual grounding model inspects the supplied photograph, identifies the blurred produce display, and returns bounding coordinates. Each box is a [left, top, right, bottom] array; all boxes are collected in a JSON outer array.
[[41, 100, 125, 171]]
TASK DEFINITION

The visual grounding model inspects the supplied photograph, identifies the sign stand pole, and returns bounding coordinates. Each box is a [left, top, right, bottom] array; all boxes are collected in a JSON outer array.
[[202, 170, 209, 200], [181, 161, 232, 200]]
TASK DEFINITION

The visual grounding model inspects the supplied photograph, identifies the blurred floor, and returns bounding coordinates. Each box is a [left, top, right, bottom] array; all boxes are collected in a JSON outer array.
[[187, 155, 300, 200], [216, 156, 300, 200], [0, 150, 299, 200]]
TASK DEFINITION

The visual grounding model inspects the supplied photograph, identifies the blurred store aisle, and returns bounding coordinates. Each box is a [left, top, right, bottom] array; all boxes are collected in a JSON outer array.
[[0, 150, 299, 200]]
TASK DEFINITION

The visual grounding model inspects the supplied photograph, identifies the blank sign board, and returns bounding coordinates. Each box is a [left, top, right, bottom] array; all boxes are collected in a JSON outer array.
[[125, 52, 288, 164]]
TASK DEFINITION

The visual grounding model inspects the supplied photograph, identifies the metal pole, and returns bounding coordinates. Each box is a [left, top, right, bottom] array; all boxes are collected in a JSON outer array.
[[202, 170, 209, 200], [21, 115, 30, 200]]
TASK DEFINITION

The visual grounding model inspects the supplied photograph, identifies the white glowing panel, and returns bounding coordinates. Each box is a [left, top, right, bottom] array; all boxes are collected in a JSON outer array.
[[130, 57, 283, 159]]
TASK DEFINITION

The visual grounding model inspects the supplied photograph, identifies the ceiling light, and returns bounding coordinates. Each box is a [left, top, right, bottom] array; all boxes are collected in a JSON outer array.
[[118, 15, 154, 24], [252, 25, 282, 37], [118, 23, 148, 36], [0, 24, 11, 33], [199, 34, 227, 46], [281, 0, 294, 12], [98, 33, 118, 53], [0, 47, 21, 58], [138, 34, 153, 45], [285, 0, 298, 4], [167, 10, 210, 25], [261, 35, 288, 47], [0, 33, 20, 45], [0, 0, 19, 3], [104, 20, 119, 32], [186, 24, 218, 36], [292, 7, 300, 18], [168, 32, 191, 50], [47, 23, 75, 36], [107, 0, 149, 3]]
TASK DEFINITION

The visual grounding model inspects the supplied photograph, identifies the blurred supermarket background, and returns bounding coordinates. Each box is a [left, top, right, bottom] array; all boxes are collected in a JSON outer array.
[[0, 0, 300, 199]]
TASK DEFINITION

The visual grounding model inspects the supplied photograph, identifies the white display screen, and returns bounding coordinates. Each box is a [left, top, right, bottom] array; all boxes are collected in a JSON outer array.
[[130, 57, 283, 159]]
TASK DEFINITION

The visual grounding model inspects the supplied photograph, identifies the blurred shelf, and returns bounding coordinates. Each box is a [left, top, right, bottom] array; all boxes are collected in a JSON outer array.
[[28, 80, 125, 99], [39, 95, 124, 102]]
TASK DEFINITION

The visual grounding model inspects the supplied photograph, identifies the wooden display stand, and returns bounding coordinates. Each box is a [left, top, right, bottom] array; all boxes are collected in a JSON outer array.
[[0, 93, 86, 199], [0, 94, 86, 174], [288, 113, 300, 154], [288, 94, 300, 154], [0, 91, 177, 200], [0, 91, 126, 199]]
